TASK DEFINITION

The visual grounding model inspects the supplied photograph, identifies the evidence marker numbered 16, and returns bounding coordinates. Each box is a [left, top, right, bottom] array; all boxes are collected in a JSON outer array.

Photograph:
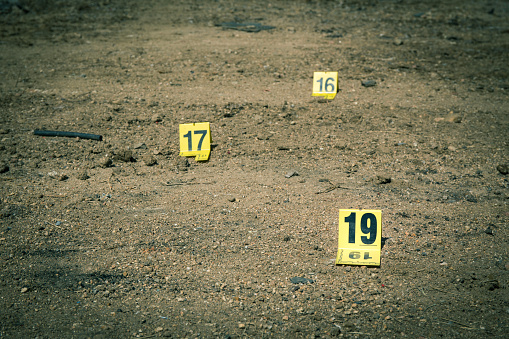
[[336, 209, 382, 266], [312, 71, 338, 100], [179, 122, 211, 161]]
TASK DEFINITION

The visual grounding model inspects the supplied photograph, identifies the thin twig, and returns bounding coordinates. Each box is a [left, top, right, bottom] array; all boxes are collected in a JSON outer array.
[[162, 181, 213, 187], [440, 318, 476, 330], [14, 68, 22, 88], [480, 279, 499, 284], [108, 174, 122, 191], [162, 182, 195, 186], [424, 304, 437, 311], [430, 286, 462, 296], [315, 183, 361, 194]]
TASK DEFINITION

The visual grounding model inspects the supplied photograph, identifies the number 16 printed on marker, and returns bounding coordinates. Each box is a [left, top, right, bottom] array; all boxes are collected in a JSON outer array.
[[312, 72, 338, 100]]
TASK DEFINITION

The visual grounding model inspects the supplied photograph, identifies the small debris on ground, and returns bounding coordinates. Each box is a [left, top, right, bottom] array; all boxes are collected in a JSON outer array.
[[285, 171, 299, 178]]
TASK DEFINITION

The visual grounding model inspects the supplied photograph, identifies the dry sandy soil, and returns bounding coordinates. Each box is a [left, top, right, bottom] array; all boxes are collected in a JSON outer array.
[[1, 0, 508, 338]]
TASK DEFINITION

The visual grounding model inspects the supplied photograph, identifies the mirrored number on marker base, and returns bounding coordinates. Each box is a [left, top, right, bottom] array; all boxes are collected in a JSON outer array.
[[336, 209, 382, 266]]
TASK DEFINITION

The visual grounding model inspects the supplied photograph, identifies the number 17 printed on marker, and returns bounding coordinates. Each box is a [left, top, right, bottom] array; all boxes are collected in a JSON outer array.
[[179, 122, 211, 161], [336, 209, 382, 266]]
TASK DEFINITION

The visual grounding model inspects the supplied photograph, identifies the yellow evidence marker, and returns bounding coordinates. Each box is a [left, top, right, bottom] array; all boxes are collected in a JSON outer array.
[[312, 71, 338, 100], [179, 122, 211, 161], [336, 209, 382, 266]]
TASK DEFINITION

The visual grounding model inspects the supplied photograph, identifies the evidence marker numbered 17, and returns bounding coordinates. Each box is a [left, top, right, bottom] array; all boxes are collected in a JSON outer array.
[[336, 209, 382, 266], [179, 122, 211, 161], [312, 71, 338, 100]]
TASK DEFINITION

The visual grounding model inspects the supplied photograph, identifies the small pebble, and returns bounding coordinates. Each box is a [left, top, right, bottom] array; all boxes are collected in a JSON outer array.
[[99, 157, 113, 168], [496, 164, 509, 175], [375, 175, 392, 184], [114, 149, 135, 162], [143, 155, 157, 166], [176, 157, 190, 171], [290, 277, 314, 284], [445, 114, 462, 123], [285, 171, 299, 178], [361, 80, 376, 87], [331, 326, 341, 336], [393, 37, 403, 45], [134, 142, 147, 150], [77, 170, 89, 180], [151, 114, 163, 123]]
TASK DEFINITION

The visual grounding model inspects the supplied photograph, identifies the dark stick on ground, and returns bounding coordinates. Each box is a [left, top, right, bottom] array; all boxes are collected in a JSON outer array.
[[33, 130, 103, 141]]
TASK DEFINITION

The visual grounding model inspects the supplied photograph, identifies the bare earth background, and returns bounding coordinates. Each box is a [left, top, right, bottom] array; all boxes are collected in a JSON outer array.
[[1, 0, 508, 338]]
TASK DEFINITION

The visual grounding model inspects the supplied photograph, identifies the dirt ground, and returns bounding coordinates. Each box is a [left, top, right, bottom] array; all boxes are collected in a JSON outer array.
[[1, 0, 508, 338]]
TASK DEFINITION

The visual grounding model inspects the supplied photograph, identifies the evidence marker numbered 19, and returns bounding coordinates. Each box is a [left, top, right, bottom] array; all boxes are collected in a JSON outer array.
[[312, 71, 338, 100], [179, 122, 211, 161], [336, 209, 382, 266]]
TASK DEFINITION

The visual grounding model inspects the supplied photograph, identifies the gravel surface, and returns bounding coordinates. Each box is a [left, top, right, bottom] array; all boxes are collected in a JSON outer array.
[[0, 0, 508, 338]]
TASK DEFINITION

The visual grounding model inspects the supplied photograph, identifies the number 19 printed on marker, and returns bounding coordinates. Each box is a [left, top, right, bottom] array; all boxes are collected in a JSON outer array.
[[336, 209, 382, 266]]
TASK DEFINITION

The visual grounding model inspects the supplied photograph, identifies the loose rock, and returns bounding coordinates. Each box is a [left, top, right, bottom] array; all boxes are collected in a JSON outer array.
[[331, 326, 342, 336], [361, 80, 376, 87], [151, 114, 163, 123], [496, 164, 509, 175], [393, 37, 404, 45], [375, 175, 392, 184], [99, 157, 113, 168], [176, 157, 190, 171], [134, 142, 147, 150], [445, 114, 462, 123], [114, 149, 135, 162], [290, 277, 314, 284], [77, 170, 89, 180], [143, 155, 157, 166], [285, 171, 299, 178]]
